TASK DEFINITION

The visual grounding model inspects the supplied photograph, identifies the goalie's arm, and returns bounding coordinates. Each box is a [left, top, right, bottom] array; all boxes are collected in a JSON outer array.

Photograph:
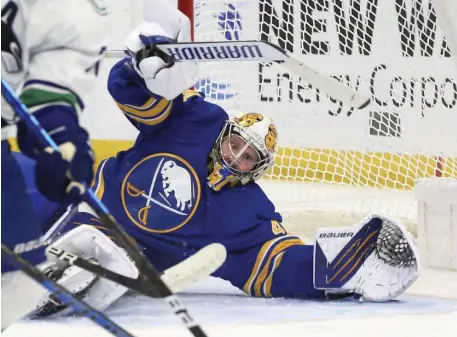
[[107, 21, 199, 133], [107, 58, 176, 132]]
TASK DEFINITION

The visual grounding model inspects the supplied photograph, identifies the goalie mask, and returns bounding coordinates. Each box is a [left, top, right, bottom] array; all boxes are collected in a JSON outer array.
[[208, 113, 278, 191]]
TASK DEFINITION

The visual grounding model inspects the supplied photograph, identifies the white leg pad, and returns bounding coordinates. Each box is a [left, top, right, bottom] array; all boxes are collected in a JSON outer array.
[[45, 225, 139, 312]]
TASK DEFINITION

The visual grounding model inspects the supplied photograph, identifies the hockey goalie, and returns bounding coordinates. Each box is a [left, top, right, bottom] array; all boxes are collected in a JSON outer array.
[[9, 0, 420, 321]]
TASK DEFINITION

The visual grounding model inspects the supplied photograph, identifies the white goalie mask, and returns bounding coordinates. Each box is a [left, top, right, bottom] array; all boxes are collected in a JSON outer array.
[[208, 113, 278, 191]]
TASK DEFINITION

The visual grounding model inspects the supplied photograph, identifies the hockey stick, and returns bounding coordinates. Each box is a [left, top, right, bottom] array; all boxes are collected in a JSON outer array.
[[1, 244, 134, 337], [42, 203, 78, 242], [1, 79, 209, 337], [106, 40, 371, 110], [46, 243, 227, 297]]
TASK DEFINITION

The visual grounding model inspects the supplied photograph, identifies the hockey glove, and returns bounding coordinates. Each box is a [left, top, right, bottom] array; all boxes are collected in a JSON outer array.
[[17, 107, 94, 204], [124, 21, 199, 100], [313, 214, 419, 302]]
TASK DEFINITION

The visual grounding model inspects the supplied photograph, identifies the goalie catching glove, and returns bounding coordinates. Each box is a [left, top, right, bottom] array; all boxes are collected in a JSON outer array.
[[124, 21, 199, 100], [313, 214, 420, 302]]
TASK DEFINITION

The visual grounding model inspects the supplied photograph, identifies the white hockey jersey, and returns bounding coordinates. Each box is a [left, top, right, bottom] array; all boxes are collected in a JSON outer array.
[[1, 0, 109, 139]]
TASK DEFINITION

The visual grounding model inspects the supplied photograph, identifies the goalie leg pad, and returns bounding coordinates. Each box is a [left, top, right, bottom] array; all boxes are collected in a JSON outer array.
[[31, 259, 101, 318], [313, 214, 420, 302], [32, 224, 139, 317]]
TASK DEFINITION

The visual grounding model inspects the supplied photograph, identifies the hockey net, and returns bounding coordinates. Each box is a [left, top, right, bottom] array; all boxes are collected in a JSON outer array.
[[178, 0, 457, 235]]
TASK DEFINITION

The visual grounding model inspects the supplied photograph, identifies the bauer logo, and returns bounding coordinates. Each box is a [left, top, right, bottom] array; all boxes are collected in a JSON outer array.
[[13, 236, 49, 254], [195, 2, 242, 100], [319, 232, 354, 239]]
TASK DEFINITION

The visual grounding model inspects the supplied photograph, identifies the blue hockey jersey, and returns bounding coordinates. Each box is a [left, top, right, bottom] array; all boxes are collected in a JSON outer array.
[[69, 58, 325, 299]]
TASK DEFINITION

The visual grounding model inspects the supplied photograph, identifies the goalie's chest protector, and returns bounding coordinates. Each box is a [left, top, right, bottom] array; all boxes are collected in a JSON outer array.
[[97, 96, 276, 271]]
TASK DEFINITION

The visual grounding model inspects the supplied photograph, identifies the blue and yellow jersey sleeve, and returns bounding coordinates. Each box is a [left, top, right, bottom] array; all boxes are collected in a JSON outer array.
[[107, 58, 179, 132]]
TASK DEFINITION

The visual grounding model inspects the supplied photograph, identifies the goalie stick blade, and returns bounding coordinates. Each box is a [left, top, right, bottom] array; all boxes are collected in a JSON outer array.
[[46, 243, 227, 297], [105, 40, 286, 61], [105, 40, 370, 109], [282, 58, 371, 109], [161, 243, 227, 293]]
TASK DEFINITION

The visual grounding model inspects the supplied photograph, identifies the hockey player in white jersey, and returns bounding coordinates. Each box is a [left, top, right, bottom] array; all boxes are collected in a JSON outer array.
[[1, 0, 109, 329]]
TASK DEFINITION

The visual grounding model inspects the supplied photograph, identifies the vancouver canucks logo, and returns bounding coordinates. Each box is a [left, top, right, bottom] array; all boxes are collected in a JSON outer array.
[[1, 1, 23, 73], [121, 153, 201, 233]]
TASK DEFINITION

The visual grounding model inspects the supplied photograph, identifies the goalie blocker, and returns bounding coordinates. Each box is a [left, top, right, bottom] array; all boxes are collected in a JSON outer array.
[[109, 40, 371, 110]]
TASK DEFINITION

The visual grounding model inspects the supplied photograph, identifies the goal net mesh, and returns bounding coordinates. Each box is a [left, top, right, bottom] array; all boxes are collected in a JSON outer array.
[[187, 0, 457, 234]]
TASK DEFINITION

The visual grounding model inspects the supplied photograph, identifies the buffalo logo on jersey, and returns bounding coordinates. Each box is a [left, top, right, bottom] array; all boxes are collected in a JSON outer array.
[[121, 153, 201, 233], [1, 1, 23, 73], [234, 112, 263, 127]]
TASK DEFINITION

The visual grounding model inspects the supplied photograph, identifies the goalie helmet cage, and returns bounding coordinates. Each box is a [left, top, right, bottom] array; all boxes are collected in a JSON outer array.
[[174, 0, 457, 234]]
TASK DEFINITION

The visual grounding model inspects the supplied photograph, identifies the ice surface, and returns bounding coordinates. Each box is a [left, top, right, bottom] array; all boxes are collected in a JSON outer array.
[[3, 268, 456, 337], [3, 182, 456, 337]]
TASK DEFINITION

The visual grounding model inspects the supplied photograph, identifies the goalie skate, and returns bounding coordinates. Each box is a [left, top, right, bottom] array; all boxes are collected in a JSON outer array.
[[32, 258, 100, 318]]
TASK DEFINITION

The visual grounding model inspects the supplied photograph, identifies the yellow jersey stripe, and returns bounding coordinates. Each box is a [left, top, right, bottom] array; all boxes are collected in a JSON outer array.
[[242, 235, 298, 295], [90, 159, 105, 190], [116, 98, 169, 118], [263, 252, 285, 297], [121, 101, 173, 126], [254, 238, 304, 297], [92, 159, 108, 199], [123, 97, 156, 111]]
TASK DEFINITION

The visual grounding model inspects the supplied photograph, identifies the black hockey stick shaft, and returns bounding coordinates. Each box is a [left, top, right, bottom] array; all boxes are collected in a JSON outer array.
[[46, 246, 161, 298], [1, 244, 134, 337], [42, 202, 78, 241], [93, 212, 207, 337], [2, 79, 208, 337]]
